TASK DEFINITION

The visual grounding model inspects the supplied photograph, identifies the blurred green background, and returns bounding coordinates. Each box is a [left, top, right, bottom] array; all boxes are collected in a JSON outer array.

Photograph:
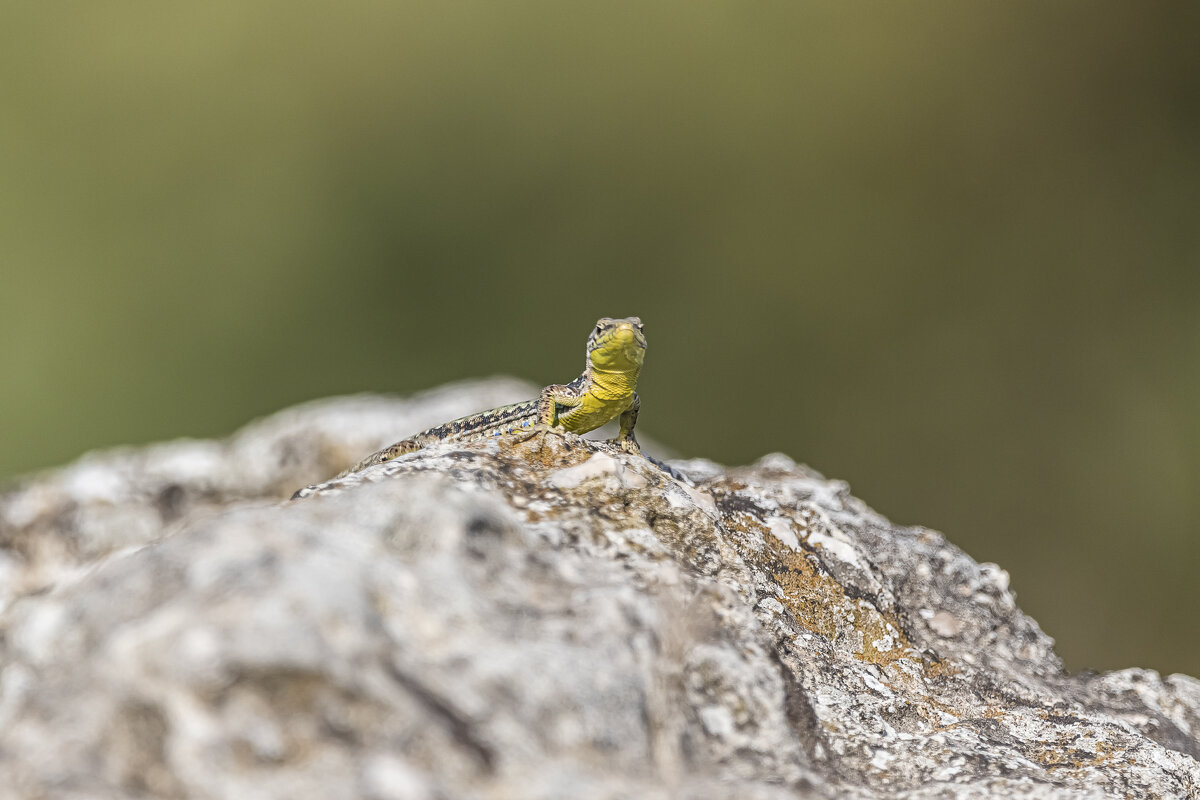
[[2, 2, 1197, 675]]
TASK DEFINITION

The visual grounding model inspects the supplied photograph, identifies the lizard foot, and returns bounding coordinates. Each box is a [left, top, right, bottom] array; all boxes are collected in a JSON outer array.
[[508, 422, 557, 443], [504, 423, 566, 457], [616, 436, 642, 456]]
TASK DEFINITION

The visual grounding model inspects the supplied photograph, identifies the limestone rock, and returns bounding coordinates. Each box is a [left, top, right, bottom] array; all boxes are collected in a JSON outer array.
[[0, 379, 1196, 799]]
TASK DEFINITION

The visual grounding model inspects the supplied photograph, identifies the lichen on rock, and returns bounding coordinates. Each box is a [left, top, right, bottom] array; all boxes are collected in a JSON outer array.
[[0, 378, 1197, 799]]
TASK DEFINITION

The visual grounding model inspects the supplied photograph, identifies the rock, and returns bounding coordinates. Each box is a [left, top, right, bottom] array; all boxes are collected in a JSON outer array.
[[0, 378, 537, 609], [1, 380, 1197, 799]]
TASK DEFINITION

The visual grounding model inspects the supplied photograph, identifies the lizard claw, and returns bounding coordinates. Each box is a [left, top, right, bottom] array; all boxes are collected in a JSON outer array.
[[617, 436, 642, 456], [506, 423, 570, 456], [509, 422, 557, 443]]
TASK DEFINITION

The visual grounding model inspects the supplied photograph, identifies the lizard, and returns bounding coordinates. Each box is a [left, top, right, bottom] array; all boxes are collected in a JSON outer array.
[[331, 316, 682, 480]]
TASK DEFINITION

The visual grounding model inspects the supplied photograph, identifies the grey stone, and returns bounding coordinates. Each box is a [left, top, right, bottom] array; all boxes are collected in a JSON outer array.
[[0, 379, 1196, 799]]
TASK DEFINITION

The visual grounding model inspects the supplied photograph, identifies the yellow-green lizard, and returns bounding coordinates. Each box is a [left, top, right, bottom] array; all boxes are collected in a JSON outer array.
[[337, 316, 679, 478]]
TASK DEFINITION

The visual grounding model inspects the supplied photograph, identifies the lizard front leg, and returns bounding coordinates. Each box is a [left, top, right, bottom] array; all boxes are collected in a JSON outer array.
[[616, 392, 641, 454], [537, 383, 583, 427], [510, 383, 583, 443], [616, 393, 687, 481]]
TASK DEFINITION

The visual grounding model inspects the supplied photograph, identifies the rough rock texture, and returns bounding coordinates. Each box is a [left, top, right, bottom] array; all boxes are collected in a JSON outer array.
[[1, 379, 1197, 800]]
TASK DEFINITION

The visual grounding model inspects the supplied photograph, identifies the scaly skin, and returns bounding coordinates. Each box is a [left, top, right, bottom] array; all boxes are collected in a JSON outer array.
[[339, 317, 656, 477]]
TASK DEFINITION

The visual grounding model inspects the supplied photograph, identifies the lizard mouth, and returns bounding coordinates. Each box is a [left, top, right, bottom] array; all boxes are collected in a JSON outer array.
[[612, 323, 646, 350], [602, 330, 645, 369]]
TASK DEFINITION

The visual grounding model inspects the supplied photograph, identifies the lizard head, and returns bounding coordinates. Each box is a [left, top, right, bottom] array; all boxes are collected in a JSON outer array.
[[587, 317, 646, 373]]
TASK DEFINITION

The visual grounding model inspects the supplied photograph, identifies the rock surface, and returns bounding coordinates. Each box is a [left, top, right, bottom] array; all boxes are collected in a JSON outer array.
[[1, 378, 1197, 799]]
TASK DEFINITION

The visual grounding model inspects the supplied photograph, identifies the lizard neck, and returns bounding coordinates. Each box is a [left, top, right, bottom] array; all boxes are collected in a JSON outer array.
[[587, 364, 640, 401]]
